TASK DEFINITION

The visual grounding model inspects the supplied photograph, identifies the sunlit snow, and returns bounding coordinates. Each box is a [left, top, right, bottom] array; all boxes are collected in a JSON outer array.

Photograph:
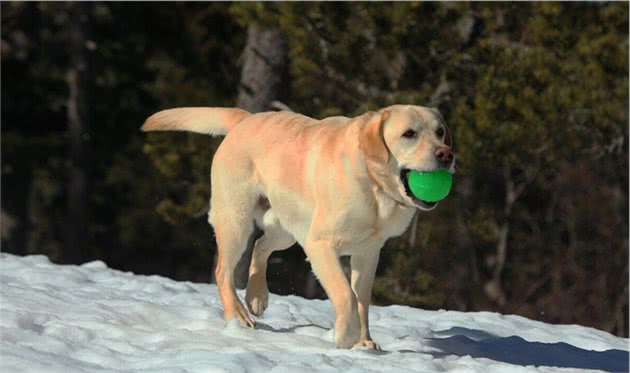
[[1, 254, 627, 372]]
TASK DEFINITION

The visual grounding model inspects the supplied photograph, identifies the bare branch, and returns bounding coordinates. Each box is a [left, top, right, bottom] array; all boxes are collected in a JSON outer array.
[[269, 100, 293, 112]]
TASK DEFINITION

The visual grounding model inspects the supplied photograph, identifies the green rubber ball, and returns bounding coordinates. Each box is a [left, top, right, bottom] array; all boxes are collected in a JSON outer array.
[[408, 169, 453, 202]]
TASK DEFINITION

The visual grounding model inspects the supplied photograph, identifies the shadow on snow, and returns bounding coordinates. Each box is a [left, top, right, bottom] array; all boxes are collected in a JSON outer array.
[[257, 322, 628, 371], [423, 326, 628, 372]]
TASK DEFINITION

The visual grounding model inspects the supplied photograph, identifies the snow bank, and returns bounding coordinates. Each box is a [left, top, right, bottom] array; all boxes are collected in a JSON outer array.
[[0, 254, 627, 372]]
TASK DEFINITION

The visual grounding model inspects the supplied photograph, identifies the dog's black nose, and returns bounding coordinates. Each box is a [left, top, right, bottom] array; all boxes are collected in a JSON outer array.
[[435, 146, 453, 163]]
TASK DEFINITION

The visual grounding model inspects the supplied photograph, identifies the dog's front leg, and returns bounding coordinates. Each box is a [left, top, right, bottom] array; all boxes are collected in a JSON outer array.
[[350, 249, 381, 350], [304, 239, 360, 349]]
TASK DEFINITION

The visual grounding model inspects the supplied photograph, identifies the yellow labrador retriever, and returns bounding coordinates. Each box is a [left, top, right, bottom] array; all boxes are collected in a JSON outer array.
[[142, 105, 454, 349]]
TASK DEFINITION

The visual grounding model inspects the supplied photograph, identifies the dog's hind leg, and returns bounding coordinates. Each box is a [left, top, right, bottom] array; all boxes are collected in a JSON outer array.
[[208, 173, 258, 327], [246, 216, 295, 316], [211, 218, 256, 327]]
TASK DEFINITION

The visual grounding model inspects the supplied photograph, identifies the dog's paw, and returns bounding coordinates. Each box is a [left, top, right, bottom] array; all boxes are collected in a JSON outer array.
[[246, 275, 269, 317], [352, 339, 381, 350], [246, 294, 268, 317], [224, 302, 256, 328]]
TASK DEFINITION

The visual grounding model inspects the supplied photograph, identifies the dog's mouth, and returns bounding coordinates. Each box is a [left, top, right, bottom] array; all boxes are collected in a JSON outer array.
[[400, 169, 437, 211]]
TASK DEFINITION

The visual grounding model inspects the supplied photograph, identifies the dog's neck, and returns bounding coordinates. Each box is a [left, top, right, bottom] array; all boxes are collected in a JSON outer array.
[[364, 160, 413, 219]]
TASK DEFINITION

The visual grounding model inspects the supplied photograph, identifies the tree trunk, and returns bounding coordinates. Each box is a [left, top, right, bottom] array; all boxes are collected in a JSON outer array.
[[65, 2, 92, 264], [211, 24, 289, 289], [458, 177, 478, 282], [484, 161, 537, 306], [236, 25, 289, 113]]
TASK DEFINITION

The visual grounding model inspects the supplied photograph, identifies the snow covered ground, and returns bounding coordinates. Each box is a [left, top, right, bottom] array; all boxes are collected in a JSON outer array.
[[0, 253, 627, 373]]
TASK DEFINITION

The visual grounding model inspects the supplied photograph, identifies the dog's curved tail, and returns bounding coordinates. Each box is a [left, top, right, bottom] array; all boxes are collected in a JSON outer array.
[[141, 107, 251, 136]]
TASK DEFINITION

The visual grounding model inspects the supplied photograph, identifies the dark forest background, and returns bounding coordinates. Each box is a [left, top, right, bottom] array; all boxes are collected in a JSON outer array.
[[2, 2, 628, 337]]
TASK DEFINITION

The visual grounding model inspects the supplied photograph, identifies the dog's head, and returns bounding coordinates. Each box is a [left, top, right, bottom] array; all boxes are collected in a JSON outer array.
[[359, 105, 455, 211]]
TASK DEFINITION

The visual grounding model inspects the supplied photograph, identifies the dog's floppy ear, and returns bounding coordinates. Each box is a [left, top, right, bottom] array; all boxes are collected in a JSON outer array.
[[359, 110, 391, 165]]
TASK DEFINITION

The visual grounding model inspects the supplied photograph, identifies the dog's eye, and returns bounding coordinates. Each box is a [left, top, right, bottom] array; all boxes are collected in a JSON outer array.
[[436, 127, 445, 138], [402, 129, 417, 139]]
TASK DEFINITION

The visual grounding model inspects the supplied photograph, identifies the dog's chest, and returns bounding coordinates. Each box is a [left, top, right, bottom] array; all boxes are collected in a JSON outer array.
[[374, 194, 416, 239], [338, 191, 415, 255]]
